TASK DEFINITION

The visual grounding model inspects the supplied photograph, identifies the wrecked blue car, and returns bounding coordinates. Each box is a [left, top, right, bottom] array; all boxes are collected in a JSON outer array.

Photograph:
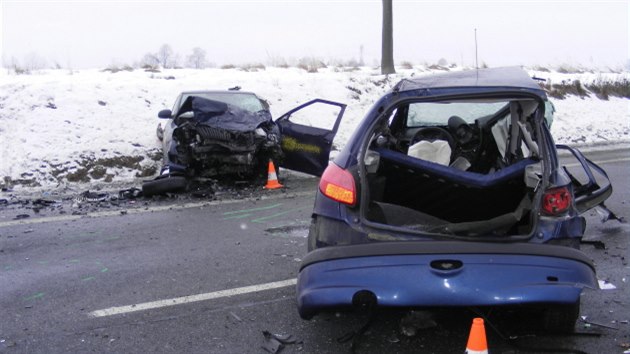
[[297, 67, 613, 332], [145, 90, 345, 195]]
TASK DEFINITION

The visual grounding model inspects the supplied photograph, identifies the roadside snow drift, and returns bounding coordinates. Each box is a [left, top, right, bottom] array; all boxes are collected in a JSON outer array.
[[0, 66, 628, 190]]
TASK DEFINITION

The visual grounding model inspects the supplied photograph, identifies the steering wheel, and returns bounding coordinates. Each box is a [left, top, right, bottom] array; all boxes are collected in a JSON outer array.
[[410, 127, 456, 149]]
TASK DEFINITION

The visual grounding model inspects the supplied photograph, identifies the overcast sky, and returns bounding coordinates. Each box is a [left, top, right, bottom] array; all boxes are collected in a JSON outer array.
[[2, 0, 628, 69]]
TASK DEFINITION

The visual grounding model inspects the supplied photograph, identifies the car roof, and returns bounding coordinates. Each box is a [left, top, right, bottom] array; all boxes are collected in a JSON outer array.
[[394, 67, 546, 98]]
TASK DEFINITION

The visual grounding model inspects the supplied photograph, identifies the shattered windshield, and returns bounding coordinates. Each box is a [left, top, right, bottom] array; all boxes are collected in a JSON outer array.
[[177, 92, 266, 114], [407, 101, 509, 126]]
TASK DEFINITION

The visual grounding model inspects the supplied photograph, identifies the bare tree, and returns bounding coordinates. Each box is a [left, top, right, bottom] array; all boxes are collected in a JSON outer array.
[[141, 53, 159, 68], [157, 44, 174, 68], [186, 47, 207, 69], [381, 0, 395, 74]]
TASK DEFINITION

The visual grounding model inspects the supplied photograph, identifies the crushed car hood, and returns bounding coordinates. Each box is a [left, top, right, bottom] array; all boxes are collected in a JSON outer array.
[[179, 96, 273, 132]]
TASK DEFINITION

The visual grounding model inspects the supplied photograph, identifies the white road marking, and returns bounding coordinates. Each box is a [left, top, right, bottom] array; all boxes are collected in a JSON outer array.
[[89, 278, 297, 318], [0, 191, 314, 228]]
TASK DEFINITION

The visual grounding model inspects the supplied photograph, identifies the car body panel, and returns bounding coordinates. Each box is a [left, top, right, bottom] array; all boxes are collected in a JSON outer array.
[[297, 244, 597, 317], [556, 144, 613, 213], [276, 99, 346, 176]]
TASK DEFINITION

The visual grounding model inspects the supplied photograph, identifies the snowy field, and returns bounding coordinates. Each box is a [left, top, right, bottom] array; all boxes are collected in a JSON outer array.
[[0, 66, 628, 192]]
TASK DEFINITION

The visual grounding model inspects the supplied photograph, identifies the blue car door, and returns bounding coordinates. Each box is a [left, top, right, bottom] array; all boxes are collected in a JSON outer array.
[[275, 99, 346, 176]]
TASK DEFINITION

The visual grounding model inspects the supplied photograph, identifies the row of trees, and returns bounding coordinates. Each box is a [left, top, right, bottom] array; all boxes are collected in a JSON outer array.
[[145, 0, 394, 71], [141, 44, 208, 69], [7, 1, 392, 72]]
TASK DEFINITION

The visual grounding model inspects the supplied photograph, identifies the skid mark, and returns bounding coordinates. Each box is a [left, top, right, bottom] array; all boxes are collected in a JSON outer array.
[[222, 203, 283, 216], [251, 206, 310, 223], [24, 292, 44, 301], [222, 213, 252, 220]]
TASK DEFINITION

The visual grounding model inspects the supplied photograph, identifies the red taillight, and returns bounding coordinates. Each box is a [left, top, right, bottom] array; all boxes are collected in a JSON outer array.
[[542, 186, 571, 215], [319, 163, 356, 206]]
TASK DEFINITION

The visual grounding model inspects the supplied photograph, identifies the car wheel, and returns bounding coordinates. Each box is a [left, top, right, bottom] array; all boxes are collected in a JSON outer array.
[[142, 176, 188, 197], [542, 302, 580, 333], [298, 307, 316, 320]]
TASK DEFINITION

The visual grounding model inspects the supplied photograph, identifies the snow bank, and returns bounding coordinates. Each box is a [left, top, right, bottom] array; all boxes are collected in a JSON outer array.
[[0, 66, 627, 190]]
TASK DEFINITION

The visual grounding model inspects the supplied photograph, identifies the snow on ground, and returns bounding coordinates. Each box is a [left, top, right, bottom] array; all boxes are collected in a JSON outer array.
[[0, 66, 628, 192]]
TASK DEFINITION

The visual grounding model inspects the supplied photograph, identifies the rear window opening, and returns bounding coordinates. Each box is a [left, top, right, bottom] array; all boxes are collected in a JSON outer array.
[[362, 97, 545, 237]]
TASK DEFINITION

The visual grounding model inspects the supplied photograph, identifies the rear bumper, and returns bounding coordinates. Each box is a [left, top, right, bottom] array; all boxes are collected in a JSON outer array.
[[297, 241, 597, 317]]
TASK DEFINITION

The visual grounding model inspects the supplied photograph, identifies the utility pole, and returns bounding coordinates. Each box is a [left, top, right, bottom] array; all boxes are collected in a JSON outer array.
[[474, 28, 479, 70], [381, 0, 395, 74]]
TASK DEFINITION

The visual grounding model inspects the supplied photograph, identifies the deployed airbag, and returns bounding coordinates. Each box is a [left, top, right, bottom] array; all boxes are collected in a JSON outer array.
[[407, 140, 451, 166]]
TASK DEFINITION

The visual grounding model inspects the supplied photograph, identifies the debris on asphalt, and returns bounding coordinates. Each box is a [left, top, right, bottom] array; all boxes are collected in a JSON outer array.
[[594, 204, 625, 223], [387, 335, 400, 343], [191, 186, 214, 199], [228, 312, 242, 322], [32, 199, 58, 207], [0, 338, 16, 348], [261, 330, 297, 354], [118, 188, 142, 200], [400, 310, 437, 337], [580, 316, 619, 330], [74, 190, 110, 203], [261, 337, 282, 354], [598, 279, 617, 290], [580, 240, 606, 249]]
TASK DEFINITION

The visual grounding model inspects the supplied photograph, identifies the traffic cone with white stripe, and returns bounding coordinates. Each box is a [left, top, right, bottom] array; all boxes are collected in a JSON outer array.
[[465, 318, 488, 354], [264, 160, 283, 189]]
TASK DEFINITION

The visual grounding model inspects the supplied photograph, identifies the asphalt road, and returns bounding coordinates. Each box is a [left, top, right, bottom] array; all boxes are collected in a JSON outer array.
[[0, 148, 628, 354]]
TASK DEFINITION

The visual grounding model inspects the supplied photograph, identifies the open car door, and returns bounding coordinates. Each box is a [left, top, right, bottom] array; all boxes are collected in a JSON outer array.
[[275, 99, 346, 176], [557, 145, 613, 213]]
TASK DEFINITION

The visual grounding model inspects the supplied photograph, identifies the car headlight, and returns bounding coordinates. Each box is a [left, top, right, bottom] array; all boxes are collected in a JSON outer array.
[[255, 128, 267, 137]]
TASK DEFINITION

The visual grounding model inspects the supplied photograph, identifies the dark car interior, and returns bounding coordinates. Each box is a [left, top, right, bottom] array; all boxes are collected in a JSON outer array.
[[364, 98, 545, 236]]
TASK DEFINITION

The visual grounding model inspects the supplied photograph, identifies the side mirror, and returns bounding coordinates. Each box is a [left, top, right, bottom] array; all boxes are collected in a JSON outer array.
[[158, 109, 172, 119]]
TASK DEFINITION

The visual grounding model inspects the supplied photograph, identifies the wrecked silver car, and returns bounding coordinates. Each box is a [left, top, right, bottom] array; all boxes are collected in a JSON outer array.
[[145, 90, 346, 195], [157, 90, 281, 180]]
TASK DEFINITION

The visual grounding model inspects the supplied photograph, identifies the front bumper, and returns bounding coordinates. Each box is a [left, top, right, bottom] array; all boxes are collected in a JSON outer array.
[[297, 241, 597, 318]]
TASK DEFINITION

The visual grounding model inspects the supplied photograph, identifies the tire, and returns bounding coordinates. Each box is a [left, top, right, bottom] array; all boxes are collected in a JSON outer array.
[[298, 307, 316, 321], [142, 176, 188, 197], [542, 302, 580, 333]]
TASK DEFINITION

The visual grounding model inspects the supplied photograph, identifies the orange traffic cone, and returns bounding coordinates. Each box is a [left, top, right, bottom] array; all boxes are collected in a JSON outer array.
[[465, 318, 488, 354], [264, 160, 283, 189]]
